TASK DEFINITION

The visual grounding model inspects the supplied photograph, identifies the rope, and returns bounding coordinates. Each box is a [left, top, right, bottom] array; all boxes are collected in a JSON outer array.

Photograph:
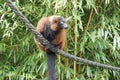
[[5, 0, 120, 71]]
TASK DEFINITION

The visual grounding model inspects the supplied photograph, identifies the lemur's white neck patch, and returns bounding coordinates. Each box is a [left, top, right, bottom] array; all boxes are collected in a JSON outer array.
[[49, 16, 54, 22], [49, 15, 61, 22]]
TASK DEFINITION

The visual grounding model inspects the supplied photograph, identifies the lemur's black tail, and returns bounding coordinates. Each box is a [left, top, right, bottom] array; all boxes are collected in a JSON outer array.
[[46, 51, 56, 80]]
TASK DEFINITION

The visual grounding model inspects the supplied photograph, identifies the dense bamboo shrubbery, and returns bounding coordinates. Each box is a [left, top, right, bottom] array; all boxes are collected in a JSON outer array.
[[0, 0, 120, 80]]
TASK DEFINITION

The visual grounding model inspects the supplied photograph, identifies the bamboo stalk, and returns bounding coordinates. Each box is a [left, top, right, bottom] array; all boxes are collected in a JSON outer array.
[[58, 55, 61, 80], [65, 3, 69, 80], [65, 40, 69, 80], [65, 40, 68, 66], [73, 0, 78, 78], [74, 18, 78, 78], [83, 0, 96, 36], [78, 52, 82, 77], [74, 35, 77, 78]]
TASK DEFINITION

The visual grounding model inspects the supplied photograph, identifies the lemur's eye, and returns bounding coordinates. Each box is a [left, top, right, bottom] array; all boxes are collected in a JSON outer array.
[[60, 22, 64, 24]]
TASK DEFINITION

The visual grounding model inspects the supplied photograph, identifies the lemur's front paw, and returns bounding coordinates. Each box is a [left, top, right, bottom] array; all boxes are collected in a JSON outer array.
[[45, 43, 52, 50], [45, 43, 59, 52], [52, 46, 59, 52]]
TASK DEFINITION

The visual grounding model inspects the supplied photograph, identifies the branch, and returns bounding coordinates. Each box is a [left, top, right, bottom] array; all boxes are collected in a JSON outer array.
[[5, 0, 120, 71]]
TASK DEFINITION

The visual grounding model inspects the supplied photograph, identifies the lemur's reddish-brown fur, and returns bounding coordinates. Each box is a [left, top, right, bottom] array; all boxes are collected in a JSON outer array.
[[34, 15, 68, 80], [34, 16, 66, 51]]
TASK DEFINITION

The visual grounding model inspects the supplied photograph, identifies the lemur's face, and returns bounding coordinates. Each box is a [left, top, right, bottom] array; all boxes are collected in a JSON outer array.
[[58, 17, 68, 29], [49, 15, 68, 31]]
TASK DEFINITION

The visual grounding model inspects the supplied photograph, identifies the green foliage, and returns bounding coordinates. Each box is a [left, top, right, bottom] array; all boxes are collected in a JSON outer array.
[[0, 0, 120, 79]]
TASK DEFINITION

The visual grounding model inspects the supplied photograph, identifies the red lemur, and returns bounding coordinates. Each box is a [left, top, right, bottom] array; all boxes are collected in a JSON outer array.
[[34, 15, 68, 80]]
